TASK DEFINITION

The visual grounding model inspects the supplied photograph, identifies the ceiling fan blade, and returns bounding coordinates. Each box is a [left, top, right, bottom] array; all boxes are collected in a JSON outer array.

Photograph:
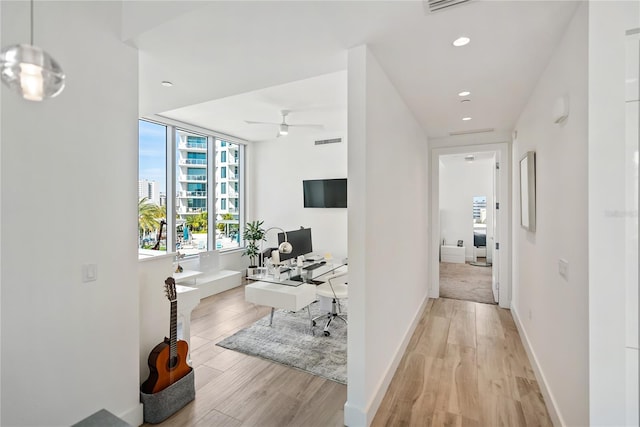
[[245, 120, 279, 125], [288, 124, 324, 129]]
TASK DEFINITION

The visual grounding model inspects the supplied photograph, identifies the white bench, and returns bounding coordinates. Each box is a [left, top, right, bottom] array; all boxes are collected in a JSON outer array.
[[173, 251, 242, 300]]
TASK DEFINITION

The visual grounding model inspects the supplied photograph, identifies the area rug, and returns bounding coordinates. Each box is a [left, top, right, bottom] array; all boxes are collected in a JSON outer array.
[[439, 262, 496, 304], [216, 301, 347, 384]]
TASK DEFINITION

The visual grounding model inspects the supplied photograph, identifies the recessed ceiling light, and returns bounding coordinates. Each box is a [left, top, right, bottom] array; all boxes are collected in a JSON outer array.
[[453, 36, 470, 47], [161, 81, 173, 87], [462, 117, 472, 121], [458, 91, 471, 96], [464, 155, 475, 162]]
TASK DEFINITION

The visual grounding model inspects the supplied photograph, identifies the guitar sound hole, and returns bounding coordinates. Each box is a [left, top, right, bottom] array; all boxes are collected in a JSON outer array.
[[167, 356, 179, 370]]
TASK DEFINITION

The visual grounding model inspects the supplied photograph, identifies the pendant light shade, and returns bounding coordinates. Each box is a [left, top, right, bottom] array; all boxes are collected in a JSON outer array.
[[0, 0, 65, 101], [1, 44, 65, 101]]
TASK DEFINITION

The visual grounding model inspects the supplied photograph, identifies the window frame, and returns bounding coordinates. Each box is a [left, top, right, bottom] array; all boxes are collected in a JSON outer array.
[[139, 116, 247, 256]]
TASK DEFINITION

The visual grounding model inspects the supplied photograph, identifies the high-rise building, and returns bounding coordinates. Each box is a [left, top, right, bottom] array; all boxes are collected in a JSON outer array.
[[215, 139, 240, 224], [138, 179, 159, 205], [176, 134, 208, 219], [176, 134, 240, 222]]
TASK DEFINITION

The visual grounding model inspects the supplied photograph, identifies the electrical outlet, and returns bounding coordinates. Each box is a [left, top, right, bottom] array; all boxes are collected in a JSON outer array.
[[559, 259, 569, 280]]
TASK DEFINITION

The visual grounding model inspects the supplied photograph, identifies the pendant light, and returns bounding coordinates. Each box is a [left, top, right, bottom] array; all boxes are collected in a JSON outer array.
[[0, 0, 65, 101]]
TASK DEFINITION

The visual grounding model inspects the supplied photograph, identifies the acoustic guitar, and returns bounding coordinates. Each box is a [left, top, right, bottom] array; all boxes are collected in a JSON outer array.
[[141, 277, 192, 394]]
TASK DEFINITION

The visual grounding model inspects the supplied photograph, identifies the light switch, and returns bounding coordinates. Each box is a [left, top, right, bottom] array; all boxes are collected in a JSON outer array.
[[82, 264, 97, 282], [558, 259, 569, 280]]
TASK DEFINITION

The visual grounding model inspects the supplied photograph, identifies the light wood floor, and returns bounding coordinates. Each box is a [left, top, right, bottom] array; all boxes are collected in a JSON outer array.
[[152, 286, 551, 427], [372, 297, 552, 427], [151, 284, 347, 427]]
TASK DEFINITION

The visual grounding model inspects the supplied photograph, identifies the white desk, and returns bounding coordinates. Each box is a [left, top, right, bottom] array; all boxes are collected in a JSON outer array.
[[245, 281, 316, 326]]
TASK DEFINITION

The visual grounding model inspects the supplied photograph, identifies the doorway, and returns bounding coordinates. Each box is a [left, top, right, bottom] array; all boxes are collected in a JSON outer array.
[[438, 153, 495, 304], [430, 143, 511, 308]]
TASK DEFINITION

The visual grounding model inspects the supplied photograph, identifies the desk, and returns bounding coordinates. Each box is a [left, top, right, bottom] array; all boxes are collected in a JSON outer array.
[[245, 261, 347, 327], [247, 261, 346, 287], [245, 281, 317, 326]]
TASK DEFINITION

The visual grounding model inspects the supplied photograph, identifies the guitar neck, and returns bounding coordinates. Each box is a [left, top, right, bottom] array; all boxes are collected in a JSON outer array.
[[169, 299, 178, 361]]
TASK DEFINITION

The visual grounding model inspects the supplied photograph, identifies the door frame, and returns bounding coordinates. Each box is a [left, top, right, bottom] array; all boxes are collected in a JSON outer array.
[[430, 142, 512, 308]]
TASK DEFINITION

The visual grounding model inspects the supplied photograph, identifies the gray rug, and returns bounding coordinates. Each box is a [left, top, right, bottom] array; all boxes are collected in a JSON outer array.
[[440, 261, 496, 304], [216, 301, 347, 384]]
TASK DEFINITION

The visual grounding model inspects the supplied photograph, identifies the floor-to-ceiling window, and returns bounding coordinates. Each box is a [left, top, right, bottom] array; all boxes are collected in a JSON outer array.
[[138, 119, 245, 256], [138, 120, 167, 250]]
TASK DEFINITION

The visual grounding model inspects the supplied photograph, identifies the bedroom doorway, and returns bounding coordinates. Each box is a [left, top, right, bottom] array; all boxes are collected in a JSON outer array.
[[438, 154, 496, 304], [430, 142, 511, 308]]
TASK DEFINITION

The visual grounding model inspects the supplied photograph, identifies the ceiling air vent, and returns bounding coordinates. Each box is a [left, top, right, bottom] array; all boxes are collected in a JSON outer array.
[[449, 128, 494, 136], [315, 138, 342, 146], [425, 0, 472, 13]]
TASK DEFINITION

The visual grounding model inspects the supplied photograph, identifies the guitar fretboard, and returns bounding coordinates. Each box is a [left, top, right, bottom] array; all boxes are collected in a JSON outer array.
[[170, 299, 177, 364]]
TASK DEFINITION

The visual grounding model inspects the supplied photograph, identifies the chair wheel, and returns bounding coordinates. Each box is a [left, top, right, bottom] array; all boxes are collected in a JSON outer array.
[[324, 331, 330, 336]]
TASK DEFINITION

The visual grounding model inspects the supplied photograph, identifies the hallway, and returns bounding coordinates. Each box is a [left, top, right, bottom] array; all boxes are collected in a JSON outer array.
[[372, 298, 552, 426]]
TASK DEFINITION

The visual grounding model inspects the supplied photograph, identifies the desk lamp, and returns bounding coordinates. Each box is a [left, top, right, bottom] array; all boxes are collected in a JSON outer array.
[[261, 227, 293, 266]]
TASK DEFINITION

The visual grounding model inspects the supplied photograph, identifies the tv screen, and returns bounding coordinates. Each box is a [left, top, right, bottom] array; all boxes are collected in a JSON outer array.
[[303, 178, 347, 208], [278, 228, 313, 261]]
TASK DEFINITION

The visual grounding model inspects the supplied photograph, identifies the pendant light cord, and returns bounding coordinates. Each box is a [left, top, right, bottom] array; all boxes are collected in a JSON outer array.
[[30, 0, 34, 45]]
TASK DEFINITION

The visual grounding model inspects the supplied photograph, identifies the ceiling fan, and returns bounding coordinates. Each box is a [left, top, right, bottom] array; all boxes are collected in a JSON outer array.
[[245, 110, 323, 136]]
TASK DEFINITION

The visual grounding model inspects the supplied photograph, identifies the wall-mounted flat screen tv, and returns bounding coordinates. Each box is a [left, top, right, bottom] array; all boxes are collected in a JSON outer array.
[[303, 178, 347, 208]]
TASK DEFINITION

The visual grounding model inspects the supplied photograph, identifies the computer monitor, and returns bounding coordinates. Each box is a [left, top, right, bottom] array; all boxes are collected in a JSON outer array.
[[278, 228, 313, 262]]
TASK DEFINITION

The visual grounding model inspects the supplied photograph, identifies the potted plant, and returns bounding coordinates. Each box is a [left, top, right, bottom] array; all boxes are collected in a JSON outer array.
[[242, 220, 265, 276]]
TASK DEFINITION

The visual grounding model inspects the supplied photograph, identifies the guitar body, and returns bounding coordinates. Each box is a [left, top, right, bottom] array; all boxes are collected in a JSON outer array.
[[141, 338, 192, 394], [141, 276, 192, 394]]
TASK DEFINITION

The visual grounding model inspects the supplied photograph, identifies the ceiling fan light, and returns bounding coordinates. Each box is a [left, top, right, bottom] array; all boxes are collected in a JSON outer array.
[[279, 124, 289, 135], [0, 44, 65, 101]]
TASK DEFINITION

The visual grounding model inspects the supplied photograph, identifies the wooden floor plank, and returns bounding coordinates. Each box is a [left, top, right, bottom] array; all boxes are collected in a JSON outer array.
[[447, 307, 477, 348], [476, 302, 505, 339], [516, 376, 553, 427], [435, 344, 479, 421]]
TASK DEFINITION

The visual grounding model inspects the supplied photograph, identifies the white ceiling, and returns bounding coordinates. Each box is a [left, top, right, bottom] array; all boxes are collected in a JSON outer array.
[[129, 0, 579, 142]]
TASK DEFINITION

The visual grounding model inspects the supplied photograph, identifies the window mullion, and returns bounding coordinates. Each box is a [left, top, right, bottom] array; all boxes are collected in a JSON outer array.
[[166, 126, 176, 253], [208, 136, 216, 251]]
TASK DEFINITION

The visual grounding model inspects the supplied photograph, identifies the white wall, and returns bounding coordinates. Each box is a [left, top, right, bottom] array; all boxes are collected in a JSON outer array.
[[345, 45, 429, 426], [588, 1, 640, 426], [511, 4, 588, 426], [440, 156, 493, 261], [0, 2, 141, 425], [251, 129, 348, 260]]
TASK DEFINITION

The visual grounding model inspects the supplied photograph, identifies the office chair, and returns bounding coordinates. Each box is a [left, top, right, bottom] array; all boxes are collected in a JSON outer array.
[[312, 270, 348, 336]]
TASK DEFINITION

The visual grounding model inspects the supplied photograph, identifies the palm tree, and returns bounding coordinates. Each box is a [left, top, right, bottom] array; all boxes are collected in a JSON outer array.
[[186, 211, 208, 232], [138, 197, 164, 245]]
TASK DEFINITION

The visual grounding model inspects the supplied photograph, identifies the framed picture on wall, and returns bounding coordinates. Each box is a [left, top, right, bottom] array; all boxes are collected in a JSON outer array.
[[520, 151, 536, 232]]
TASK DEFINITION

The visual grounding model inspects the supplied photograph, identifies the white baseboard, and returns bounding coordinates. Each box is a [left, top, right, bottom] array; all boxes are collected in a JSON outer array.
[[344, 295, 430, 426], [119, 402, 143, 426], [511, 304, 565, 427]]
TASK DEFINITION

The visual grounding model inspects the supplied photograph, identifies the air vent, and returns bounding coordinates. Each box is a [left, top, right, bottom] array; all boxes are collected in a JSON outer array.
[[449, 128, 494, 136], [425, 0, 472, 13], [315, 138, 342, 146]]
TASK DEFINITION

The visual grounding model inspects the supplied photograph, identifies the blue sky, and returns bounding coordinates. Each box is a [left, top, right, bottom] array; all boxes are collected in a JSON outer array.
[[139, 120, 167, 193]]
